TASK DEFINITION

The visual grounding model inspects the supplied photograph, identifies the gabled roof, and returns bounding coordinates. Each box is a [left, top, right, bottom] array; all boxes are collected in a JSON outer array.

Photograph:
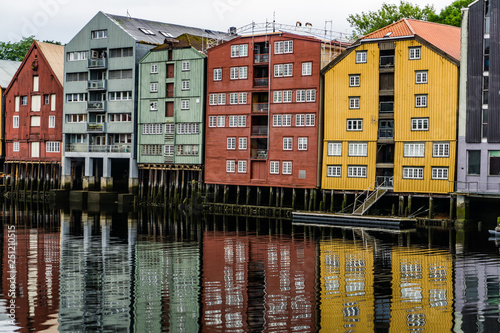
[[361, 18, 461, 61], [36, 41, 64, 84], [103, 12, 232, 45], [0, 60, 21, 88], [150, 33, 209, 53]]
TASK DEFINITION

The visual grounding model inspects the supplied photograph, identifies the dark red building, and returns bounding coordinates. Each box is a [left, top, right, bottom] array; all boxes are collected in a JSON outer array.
[[3, 41, 64, 188], [205, 32, 329, 189]]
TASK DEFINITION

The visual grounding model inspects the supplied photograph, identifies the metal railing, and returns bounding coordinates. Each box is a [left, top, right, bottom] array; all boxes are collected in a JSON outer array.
[[87, 101, 106, 111], [380, 55, 394, 67], [254, 78, 268, 86], [378, 128, 394, 139], [65, 144, 87, 152], [88, 58, 107, 68], [87, 122, 105, 132], [89, 145, 131, 153], [379, 102, 394, 113], [251, 125, 268, 136], [87, 80, 107, 90], [252, 103, 269, 112], [251, 149, 268, 159], [254, 54, 269, 63], [376, 176, 393, 189]]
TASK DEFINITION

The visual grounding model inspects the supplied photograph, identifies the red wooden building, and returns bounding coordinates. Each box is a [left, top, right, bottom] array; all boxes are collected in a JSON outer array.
[[205, 32, 339, 196], [3, 41, 64, 189]]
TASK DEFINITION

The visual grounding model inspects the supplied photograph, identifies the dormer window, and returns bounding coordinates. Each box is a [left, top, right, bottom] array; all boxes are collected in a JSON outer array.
[[139, 28, 156, 35]]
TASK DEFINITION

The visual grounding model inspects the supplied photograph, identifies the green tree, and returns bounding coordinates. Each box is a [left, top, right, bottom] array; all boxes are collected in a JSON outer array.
[[0, 36, 62, 61], [347, 1, 436, 37], [429, 0, 474, 27]]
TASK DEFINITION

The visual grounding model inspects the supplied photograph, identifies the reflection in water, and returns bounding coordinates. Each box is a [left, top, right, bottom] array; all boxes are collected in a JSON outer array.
[[1, 203, 500, 332]]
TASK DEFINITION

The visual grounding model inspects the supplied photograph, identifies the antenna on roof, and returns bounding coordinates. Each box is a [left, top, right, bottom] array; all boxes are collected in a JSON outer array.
[[126, 10, 131, 18], [273, 11, 276, 32]]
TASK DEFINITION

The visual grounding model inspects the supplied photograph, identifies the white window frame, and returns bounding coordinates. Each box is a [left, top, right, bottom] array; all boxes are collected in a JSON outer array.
[[350, 75, 360, 87], [151, 64, 158, 74], [298, 137, 308, 151], [239, 66, 248, 79], [296, 114, 305, 126], [214, 68, 222, 81], [433, 142, 450, 157], [218, 93, 226, 105], [209, 94, 217, 105], [150, 101, 158, 111], [274, 64, 283, 77], [226, 160, 235, 173], [296, 90, 306, 102], [282, 114, 291, 126], [348, 142, 368, 156], [409, 47, 421, 60], [348, 166, 367, 178], [415, 94, 427, 107], [274, 41, 283, 54], [238, 93, 247, 104], [13, 115, 19, 128], [181, 99, 190, 110], [431, 167, 449, 180], [217, 116, 225, 127], [347, 119, 363, 131], [270, 161, 280, 174], [356, 51, 367, 63], [238, 115, 246, 127], [238, 160, 247, 173], [150, 83, 158, 93], [182, 61, 190, 71], [416, 71, 428, 84], [230, 93, 238, 105], [284, 40, 293, 53], [305, 114, 315, 126], [327, 165, 341, 177], [349, 97, 360, 109], [182, 80, 190, 90], [283, 137, 292, 150], [227, 137, 236, 150], [283, 90, 292, 103], [273, 114, 282, 127], [229, 115, 237, 127], [306, 90, 316, 102], [208, 116, 217, 127], [239, 137, 247, 150], [302, 62, 312, 76], [282, 161, 292, 175], [273, 91, 282, 103], [49, 115, 55, 128], [328, 142, 342, 156], [411, 118, 429, 131], [46, 141, 60, 153], [404, 143, 425, 157], [284, 63, 293, 77], [13, 142, 19, 152], [403, 167, 424, 179]]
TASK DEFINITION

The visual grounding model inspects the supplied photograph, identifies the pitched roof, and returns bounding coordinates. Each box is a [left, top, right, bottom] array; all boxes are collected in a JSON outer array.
[[103, 12, 232, 45], [361, 18, 461, 61], [36, 41, 64, 85], [0, 60, 21, 87]]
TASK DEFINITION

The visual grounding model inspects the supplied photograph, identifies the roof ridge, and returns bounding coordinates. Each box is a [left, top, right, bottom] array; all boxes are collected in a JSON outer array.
[[403, 18, 416, 35]]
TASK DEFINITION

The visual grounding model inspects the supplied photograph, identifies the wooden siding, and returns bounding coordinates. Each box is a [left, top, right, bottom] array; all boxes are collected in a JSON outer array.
[[466, 0, 484, 143]]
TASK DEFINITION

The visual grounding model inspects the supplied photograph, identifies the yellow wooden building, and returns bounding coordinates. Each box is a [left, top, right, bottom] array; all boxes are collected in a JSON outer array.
[[322, 19, 460, 194]]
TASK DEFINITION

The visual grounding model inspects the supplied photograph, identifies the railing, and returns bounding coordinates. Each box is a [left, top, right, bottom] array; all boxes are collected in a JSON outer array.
[[378, 128, 394, 139], [87, 101, 106, 111], [89, 145, 131, 153], [65, 144, 87, 152], [251, 149, 268, 159], [87, 122, 105, 132], [376, 176, 394, 189], [87, 80, 107, 90], [254, 78, 268, 87], [380, 55, 394, 68], [379, 102, 394, 113], [88, 58, 107, 68], [254, 54, 269, 63], [251, 125, 268, 136], [452, 181, 500, 194], [252, 103, 269, 113]]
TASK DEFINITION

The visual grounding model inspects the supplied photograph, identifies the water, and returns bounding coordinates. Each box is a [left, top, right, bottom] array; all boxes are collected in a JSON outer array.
[[1, 203, 500, 332]]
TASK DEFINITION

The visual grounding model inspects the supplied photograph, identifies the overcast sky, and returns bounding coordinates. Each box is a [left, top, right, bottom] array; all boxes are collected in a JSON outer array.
[[1, 0, 460, 43]]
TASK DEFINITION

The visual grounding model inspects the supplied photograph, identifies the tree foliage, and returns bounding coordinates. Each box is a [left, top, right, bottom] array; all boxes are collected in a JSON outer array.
[[347, 1, 436, 37], [429, 0, 474, 27], [0, 36, 62, 61]]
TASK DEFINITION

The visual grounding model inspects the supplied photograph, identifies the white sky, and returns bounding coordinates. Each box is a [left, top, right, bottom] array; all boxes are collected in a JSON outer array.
[[1, 0, 458, 43]]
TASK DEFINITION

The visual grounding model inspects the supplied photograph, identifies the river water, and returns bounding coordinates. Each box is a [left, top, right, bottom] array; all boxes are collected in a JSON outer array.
[[1, 202, 500, 332]]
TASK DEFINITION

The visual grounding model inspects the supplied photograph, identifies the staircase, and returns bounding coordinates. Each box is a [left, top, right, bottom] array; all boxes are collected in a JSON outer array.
[[352, 177, 392, 215]]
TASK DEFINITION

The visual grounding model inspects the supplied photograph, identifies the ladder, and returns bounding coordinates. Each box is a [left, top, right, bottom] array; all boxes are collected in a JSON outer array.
[[352, 178, 392, 215]]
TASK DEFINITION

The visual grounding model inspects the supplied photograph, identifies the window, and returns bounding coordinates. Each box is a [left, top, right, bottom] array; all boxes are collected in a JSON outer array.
[[67, 51, 87, 61], [349, 97, 360, 109], [214, 68, 222, 81], [227, 137, 236, 150], [66, 72, 88, 82], [403, 167, 424, 179], [138, 27, 155, 35], [31, 95, 41, 111], [164, 145, 174, 156], [416, 71, 428, 84], [150, 101, 158, 111], [230, 93, 238, 105], [217, 116, 225, 127], [273, 114, 282, 127], [306, 90, 316, 102], [181, 99, 189, 110], [274, 64, 283, 77], [239, 67, 248, 79], [229, 115, 237, 127], [15, 96, 19, 111], [350, 75, 360, 87], [296, 114, 305, 126], [298, 137, 308, 150], [284, 40, 293, 53], [238, 115, 246, 127], [109, 47, 133, 58], [66, 93, 87, 102], [328, 142, 342, 156], [109, 69, 132, 79], [46, 142, 60, 153], [302, 62, 312, 76], [347, 119, 363, 131], [150, 83, 158, 92], [348, 166, 367, 178], [31, 116, 40, 127], [165, 123, 175, 134], [467, 150, 481, 175], [142, 145, 162, 156], [409, 47, 421, 60], [348, 142, 367, 156], [218, 94, 226, 105], [227, 160, 235, 173], [432, 167, 448, 180], [209, 94, 217, 105], [283, 137, 293, 150], [51, 94, 56, 111], [45, 95, 50, 104], [296, 90, 306, 102], [415, 94, 427, 107], [176, 123, 199, 134], [411, 118, 429, 131], [91, 29, 107, 39], [327, 165, 341, 177], [182, 80, 190, 90], [33, 76, 39, 91], [284, 63, 293, 77], [282, 114, 291, 126], [13, 142, 19, 152], [404, 143, 425, 157], [238, 160, 247, 173], [283, 162, 292, 174], [274, 41, 283, 54], [151, 64, 158, 74], [108, 113, 131, 122], [239, 93, 247, 104], [239, 137, 247, 150], [433, 142, 450, 157], [49, 115, 55, 128], [273, 91, 282, 103], [270, 161, 280, 174], [230, 67, 238, 79], [13, 116, 19, 128], [231, 44, 248, 57], [283, 90, 292, 103], [66, 114, 87, 123], [21, 96, 28, 105], [109, 91, 132, 101], [142, 123, 163, 134], [305, 114, 315, 126], [356, 51, 367, 63], [209, 116, 217, 127], [182, 61, 190, 71], [489, 151, 500, 175], [176, 144, 199, 156]]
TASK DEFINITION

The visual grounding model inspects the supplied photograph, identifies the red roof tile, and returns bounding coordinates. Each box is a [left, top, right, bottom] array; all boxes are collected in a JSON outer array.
[[361, 18, 461, 61]]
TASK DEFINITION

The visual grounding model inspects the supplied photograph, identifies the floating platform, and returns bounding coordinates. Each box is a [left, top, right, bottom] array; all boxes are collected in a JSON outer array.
[[292, 211, 416, 230]]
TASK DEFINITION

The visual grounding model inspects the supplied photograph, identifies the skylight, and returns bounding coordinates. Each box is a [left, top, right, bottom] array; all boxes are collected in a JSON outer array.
[[384, 32, 393, 37], [139, 28, 156, 35], [159, 31, 173, 38]]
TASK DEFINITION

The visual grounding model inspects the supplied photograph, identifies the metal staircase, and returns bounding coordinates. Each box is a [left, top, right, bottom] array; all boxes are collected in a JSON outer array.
[[352, 177, 393, 215]]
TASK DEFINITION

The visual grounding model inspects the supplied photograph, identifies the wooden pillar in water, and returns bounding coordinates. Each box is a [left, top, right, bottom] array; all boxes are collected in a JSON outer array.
[[257, 187, 261, 206], [223, 185, 229, 204], [428, 197, 434, 219], [269, 187, 274, 207], [275, 187, 280, 208], [292, 188, 296, 210], [398, 196, 404, 216], [304, 189, 309, 211], [341, 193, 347, 211], [246, 186, 250, 205], [280, 187, 284, 208], [236, 186, 240, 205], [181, 170, 186, 200], [321, 190, 326, 211], [449, 196, 455, 219], [214, 184, 219, 203], [407, 196, 412, 216], [330, 190, 334, 212]]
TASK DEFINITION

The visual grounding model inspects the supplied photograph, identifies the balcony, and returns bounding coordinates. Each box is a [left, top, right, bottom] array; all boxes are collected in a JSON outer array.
[[87, 122, 106, 132], [251, 149, 268, 159], [251, 125, 268, 136], [88, 58, 107, 69], [252, 103, 269, 113], [254, 78, 268, 87], [87, 101, 106, 111], [379, 102, 394, 113], [89, 144, 131, 153], [87, 80, 107, 90], [379, 55, 394, 68], [378, 128, 394, 139], [65, 143, 87, 153], [254, 54, 269, 63]]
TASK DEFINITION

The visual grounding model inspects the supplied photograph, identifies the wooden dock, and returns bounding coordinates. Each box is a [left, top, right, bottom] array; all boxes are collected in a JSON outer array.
[[292, 211, 416, 229]]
